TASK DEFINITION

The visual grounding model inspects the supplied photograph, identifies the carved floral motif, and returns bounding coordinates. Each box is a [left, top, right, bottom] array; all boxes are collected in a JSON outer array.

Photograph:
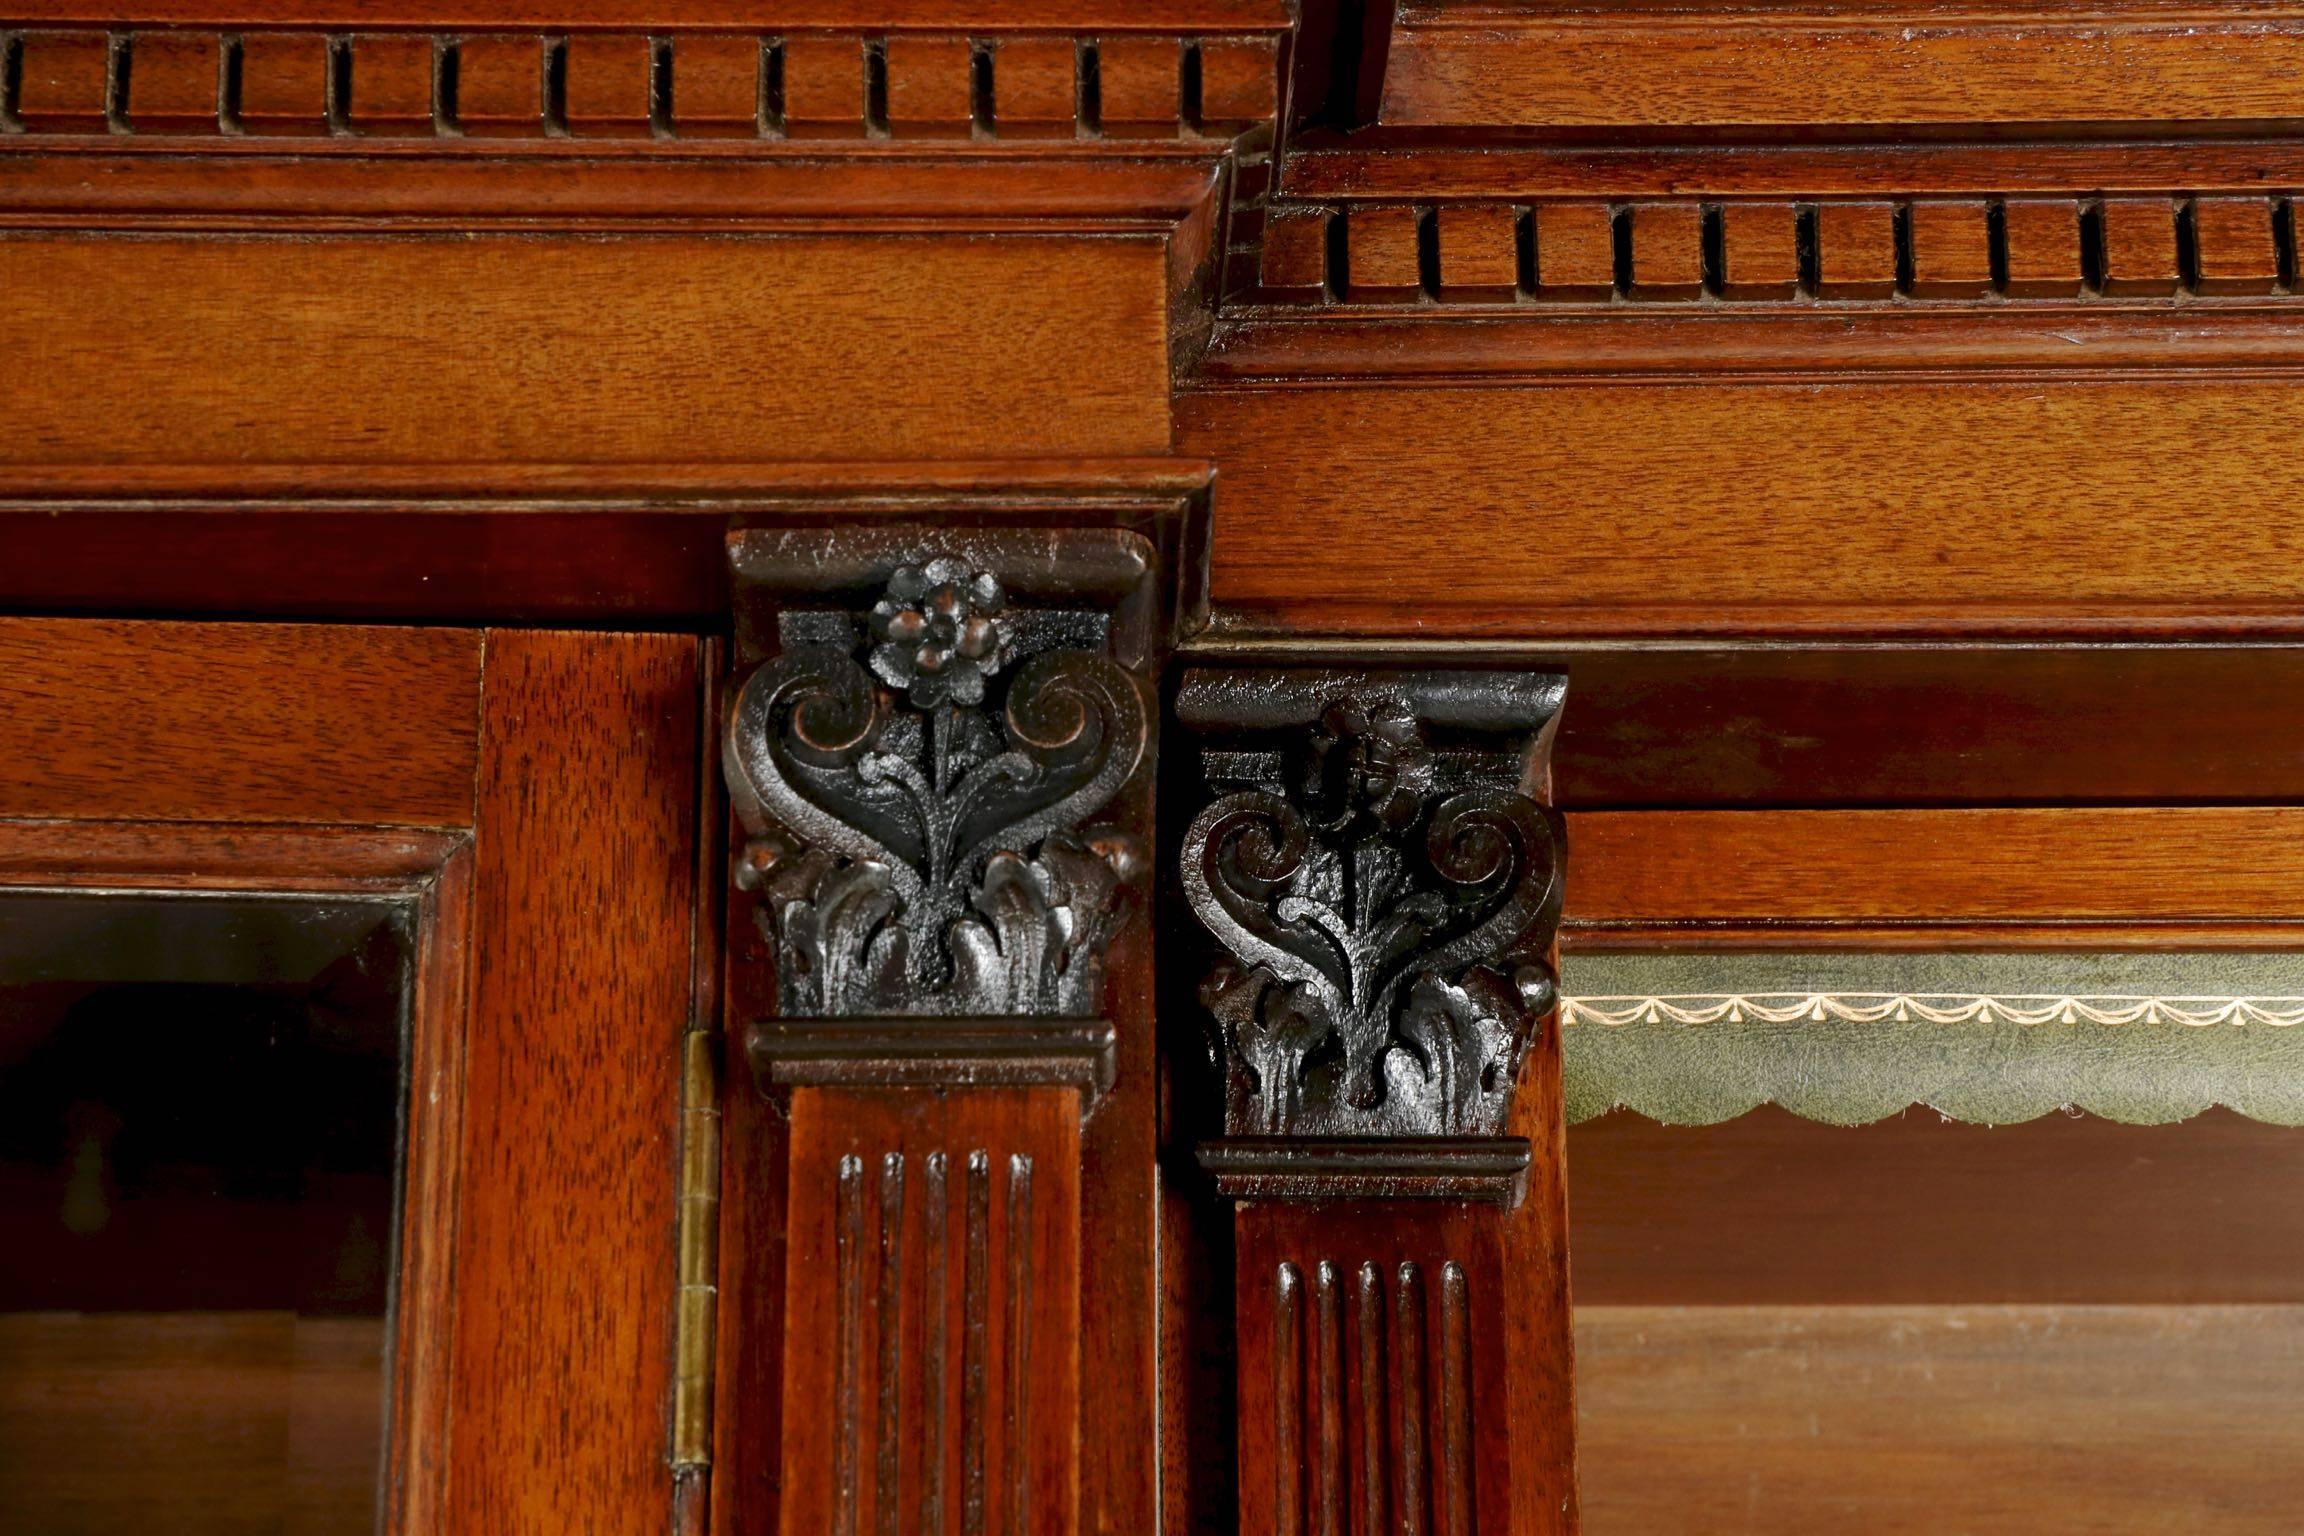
[[727, 560, 1146, 1018], [1184, 698, 1563, 1138]]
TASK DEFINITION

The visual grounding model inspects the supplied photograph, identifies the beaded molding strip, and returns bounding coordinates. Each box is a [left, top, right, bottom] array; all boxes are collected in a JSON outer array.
[[1563, 993, 2304, 1029]]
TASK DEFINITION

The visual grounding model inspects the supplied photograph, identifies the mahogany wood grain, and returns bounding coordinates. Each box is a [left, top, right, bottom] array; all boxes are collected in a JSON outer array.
[[1235, 1203, 1530, 1536], [1570, 1107, 2304, 1306], [1202, 309, 2304, 382], [0, 510, 729, 625], [1540, 644, 2304, 810], [1178, 381, 2304, 636], [0, 0, 1291, 26], [0, 150, 1228, 228], [0, 819, 467, 889], [1282, 139, 2304, 200], [0, 619, 480, 826], [1575, 1304, 2304, 1536], [1566, 808, 2304, 925], [445, 629, 697, 1535], [711, 856, 790, 1536], [0, 234, 1174, 463], [1379, 2, 2304, 129], [389, 834, 472, 1536], [778, 1086, 1083, 1536], [1230, 1117, 1582, 1532]]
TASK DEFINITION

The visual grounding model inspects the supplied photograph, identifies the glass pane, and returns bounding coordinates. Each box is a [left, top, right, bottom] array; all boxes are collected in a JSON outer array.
[[1566, 948, 2304, 1535], [0, 891, 410, 1536]]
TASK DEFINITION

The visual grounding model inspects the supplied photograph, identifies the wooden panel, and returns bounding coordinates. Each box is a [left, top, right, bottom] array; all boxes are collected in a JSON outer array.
[[0, 0, 1289, 21], [778, 1087, 1081, 1535], [455, 34, 544, 134], [1381, 5, 2304, 128], [1546, 645, 2304, 809], [1197, 35, 1279, 128], [1179, 381, 2304, 634], [1235, 1205, 1527, 1536], [0, 234, 1173, 463], [0, 618, 479, 825], [1571, 1107, 2304, 1306], [1576, 1304, 2304, 1536], [780, 34, 866, 135], [1260, 206, 1330, 296], [1286, 139, 2304, 202], [1098, 36, 1181, 134], [1566, 808, 2304, 924], [446, 629, 696, 1534]]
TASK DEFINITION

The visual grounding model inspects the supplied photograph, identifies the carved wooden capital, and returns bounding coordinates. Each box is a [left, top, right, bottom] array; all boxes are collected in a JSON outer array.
[[1177, 667, 1566, 1204], [726, 525, 1173, 1043]]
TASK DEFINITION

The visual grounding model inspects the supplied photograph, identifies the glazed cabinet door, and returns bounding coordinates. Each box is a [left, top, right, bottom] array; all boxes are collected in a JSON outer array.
[[0, 619, 702, 1536]]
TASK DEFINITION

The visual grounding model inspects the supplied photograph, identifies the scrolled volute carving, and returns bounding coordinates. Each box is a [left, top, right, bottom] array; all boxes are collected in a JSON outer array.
[[1183, 689, 1565, 1140], [727, 556, 1148, 1019]]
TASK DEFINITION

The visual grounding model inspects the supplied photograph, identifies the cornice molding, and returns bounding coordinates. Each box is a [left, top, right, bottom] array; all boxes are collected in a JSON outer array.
[[1239, 192, 2301, 310], [0, 25, 1280, 145]]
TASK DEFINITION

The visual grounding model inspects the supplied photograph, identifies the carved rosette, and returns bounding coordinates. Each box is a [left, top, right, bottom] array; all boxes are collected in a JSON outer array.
[[726, 548, 1149, 1022], [1178, 669, 1566, 1199]]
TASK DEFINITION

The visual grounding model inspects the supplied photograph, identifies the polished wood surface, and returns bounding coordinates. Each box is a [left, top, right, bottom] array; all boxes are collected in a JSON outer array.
[[0, 619, 480, 826], [0, 235, 1174, 464], [1381, 2, 2304, 129], [1180, 381, 2304, 636], [777, 1086, 1083, 1536], [1571, 1107, 2304, 1306], [1576, 1304, 2304, 1536], [1544, 645, 2304, 809], [1566, 807, 2304, 925], [1235, 1202, 1534, 1536], [445, 630, 698, 1535]]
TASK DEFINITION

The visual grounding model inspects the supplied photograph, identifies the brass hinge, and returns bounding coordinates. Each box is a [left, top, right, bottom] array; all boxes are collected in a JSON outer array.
[[672, 1027, 722, 1471]]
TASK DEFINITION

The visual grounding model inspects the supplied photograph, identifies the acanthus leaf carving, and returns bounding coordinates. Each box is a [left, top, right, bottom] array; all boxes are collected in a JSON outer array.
[[1182, 686, 1565, 1140], [728, 555, 1148, 1020]]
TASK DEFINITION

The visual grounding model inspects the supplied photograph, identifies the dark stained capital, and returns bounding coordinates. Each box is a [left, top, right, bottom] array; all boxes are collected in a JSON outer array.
[[1178, 667, 1567, 1204], [724, 522, 1190, 1096]]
